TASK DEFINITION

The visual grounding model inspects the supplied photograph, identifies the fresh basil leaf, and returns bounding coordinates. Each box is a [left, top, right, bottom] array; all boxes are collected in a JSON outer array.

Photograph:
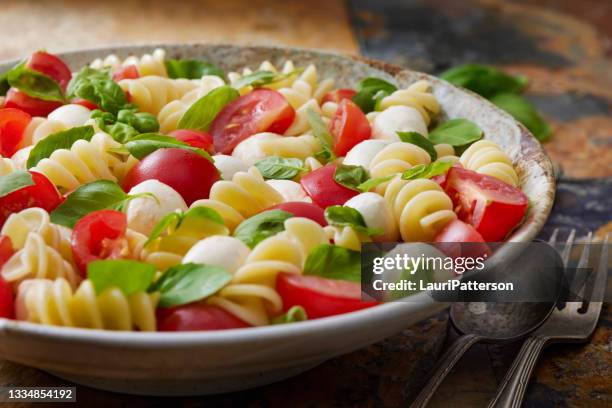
[[272, 306, 308, 324], [117, 109, 159, 133], [26, 125, 95, 168], [352, 77, 397, 113], [7, 64, 64, 102], [50, 180, 130, 227], [397, 131, 437, 161], [231, 69, 301, 89], [102, 121, 140, 143], [356, 174, 395, 192], [324, 206, 382, 236], [234, 210, 293, 248], [0, 170, 34, 198], [334, 164, 369, 191], [401, 161, 453, 181], [123, 133, 213, 161], [150, 263, 231, 308], [145, 212, 181, 247], [165, 59, 225, 80], [145, 206, 224, 246], [254, 156, 305, 180], [306, 108, 336, 163], [178, 85, 239, 131], [490, 93, 551, 142], [428, 119, 483, 146], [68, 67, 127, 114], [440, 64, 528, 98], [88, 259, 156, 296], [303, 244, 361, 282]]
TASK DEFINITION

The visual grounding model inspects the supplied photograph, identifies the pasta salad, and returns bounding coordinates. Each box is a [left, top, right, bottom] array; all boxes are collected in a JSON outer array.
[[0, 49, 528, 331]]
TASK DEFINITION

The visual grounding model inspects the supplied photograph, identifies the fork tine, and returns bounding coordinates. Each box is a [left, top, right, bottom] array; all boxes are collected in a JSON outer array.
[[573, 232, 593, 301], [561, 229, 576, 267], [588, 233, 609, 304], [548, 228, 559, 245]]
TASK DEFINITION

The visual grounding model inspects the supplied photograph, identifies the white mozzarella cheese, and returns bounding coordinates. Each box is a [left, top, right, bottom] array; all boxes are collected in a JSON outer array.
[[343, 139, 389, 168], [214, 154, 249, 180], [344, 192, 399, 242], [48, 104, 92, 128], [126, 180, 188, 235], [182, 236, 251, 275], [266, 179, 311, 202], [372, 106, 428, 141]]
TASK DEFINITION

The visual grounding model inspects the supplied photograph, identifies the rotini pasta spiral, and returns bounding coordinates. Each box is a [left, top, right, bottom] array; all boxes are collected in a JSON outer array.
[[30, 132, 137, 192], [324, 225, 370, 251], [377, 80, 440, 125], [16, 278, 159, 331], [368, 142, 432, 179], [118, 76, 199, 115], [1, 233, 80, 290], [384, 178, 457, 242], [21, 117, 66, 147], [434, 143, 460, 164], [459, 140, 519, 186], [90, 48, 167, 77]]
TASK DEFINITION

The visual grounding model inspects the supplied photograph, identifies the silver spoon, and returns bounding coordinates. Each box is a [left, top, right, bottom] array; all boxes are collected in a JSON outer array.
[[410, 231, 571, 408]]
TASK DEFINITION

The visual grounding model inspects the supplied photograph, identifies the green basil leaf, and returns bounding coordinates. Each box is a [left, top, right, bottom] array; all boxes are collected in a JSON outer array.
[[333, 164, 369, 191], [27, 125, 95, 168], [50, 180, 130, 227], [234, 210, 293, 249], [116, 109, 159, 133], [428, 119, 483, 146], [123, 133, 213, 161], [88, 259, 156, 296], [352, 77, 397, 113], [0, 170, 34, 198], [356, 174, 395, 192], [164, 59, 225, 80], [150, 263, 231, 308], [324, 206, 382, 236], [231, 69, 302, 90], [401, 161, 453, 181], [145, 212, 182, 246], [440, 64, 528, 98], [490, 93, 551, 142], [7, 64, 64, 102], [145, 206, 224, 246], [306, 108, 336, 163], [272, 305, 308, 324], [254, 156, 305, 180], [397, 131, 437, 161], [178, 85, 239, 131], [67, 67, 127, 114], [303, 244, 361, 282]]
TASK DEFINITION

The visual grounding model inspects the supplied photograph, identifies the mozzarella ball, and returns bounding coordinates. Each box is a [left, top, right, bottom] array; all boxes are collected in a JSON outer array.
[[343, 140, 389, 168], [214, 154, 249, 180], [344, 192, 399, 242], [48, 104, 92, 128], [232, 132, 281, 166], [266, 179, 311, 202], [183, 236, 250, 275], [126, 180, 188, 235], [372, 106, 428, 141]]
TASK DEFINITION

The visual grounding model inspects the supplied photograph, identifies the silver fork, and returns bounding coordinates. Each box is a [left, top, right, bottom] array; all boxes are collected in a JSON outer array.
[[488, 230, 609, 408]]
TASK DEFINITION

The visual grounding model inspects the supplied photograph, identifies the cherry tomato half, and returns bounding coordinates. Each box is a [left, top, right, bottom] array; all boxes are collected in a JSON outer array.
[[71, 210, 127, 276], [169, 129, 215, 154], [71, 98, 99, 110], [0, 108, 32, 157], [276, 273, 378, 319], [445, 166, 528, 242], [26, 51, 72, 91], [328, 99, 371, 157], [112, 65, 140, 82], [300, 164, 359, 208], [3, 88, 63, 117], [122, 148, 220, 206], [267, 201, 327, 226], [0, 171, 63, 227], [157, 302, 251, 331], [322, 88, 357, 105], [434, 219, 491, 259], [0, 236, 15, 319], [210, 89, 295, 154]]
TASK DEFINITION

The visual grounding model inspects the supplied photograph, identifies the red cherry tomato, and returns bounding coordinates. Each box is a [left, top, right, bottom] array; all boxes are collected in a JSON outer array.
[[328, 99, 371, 156], [112, 65, 140, 82], [210, 89, 295, 154], [26, 51, 72, 91], [71, 210, 127, 276], [434, 219, 491, 259], [0, 235, 14, 270], [0, 108, 32, 157], [445, 167, 528, 242], [300, 164, 359, 208], [267, 202, 327, 226], [276, 273, 377, 319], [157, 302, 251, 331], [71, 98, 98, 110], [0, 171, 63, 227], [122, 148, 220, 205], [0, 236, 15, 319], [3, 88, 63, 117], [322, 88, 357, 104], [169, 129, 215, 154]]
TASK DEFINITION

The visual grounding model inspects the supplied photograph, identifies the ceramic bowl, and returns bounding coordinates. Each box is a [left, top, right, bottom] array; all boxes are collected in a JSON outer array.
[[0, 44, 555, 396]]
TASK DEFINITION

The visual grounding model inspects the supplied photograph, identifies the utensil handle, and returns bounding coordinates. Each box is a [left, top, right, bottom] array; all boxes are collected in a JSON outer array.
[[488, 335, 550, 408], [410, 333, 482, 408]]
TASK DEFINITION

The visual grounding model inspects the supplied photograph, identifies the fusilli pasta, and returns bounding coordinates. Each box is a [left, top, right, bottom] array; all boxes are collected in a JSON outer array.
[[90, 48, 167, 77], [459, 140, 519, 186], [377, 80, 440, 125], [118, 76, 199, 115]]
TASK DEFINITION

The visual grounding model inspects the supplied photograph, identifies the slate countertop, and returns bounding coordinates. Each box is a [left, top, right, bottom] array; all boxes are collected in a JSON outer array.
[[0, 0, 610, 406]]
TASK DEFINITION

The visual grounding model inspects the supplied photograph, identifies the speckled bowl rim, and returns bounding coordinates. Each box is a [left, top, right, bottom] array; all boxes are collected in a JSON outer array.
[[0, 43, 555, 343]]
